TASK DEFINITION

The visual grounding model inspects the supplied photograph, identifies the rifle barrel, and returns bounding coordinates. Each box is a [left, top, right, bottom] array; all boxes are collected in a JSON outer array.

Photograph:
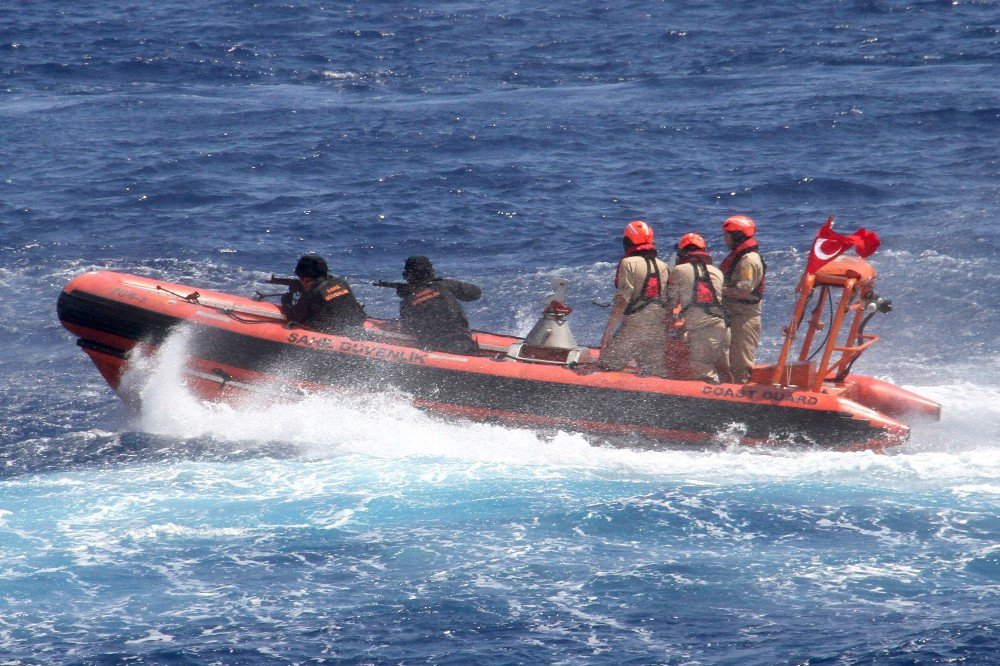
[[267, 274, 301, 287]]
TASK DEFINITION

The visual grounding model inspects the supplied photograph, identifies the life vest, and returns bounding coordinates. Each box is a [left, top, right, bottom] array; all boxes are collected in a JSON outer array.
[[622, 255, 663, 316], [720, 239, 766, 304], [680, 262, 726, 320]]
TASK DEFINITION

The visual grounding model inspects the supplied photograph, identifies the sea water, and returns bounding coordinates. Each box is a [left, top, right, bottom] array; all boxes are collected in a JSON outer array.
[[2, 1, 997, 663]]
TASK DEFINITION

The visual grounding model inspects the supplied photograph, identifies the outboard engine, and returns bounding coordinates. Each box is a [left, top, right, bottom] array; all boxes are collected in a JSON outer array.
[[508, 279, 592, 366], [523, 279, 577, 348]]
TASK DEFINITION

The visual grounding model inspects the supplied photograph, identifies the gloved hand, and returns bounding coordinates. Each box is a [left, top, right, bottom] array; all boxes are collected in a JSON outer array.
[[280, 291, 294, 308], [395, 285, 410, 298]]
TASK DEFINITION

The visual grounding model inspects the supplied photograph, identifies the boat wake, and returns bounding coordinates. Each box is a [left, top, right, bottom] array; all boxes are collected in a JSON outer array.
[[116, 330, 1000, 496], [904, 383, 1000, 452]]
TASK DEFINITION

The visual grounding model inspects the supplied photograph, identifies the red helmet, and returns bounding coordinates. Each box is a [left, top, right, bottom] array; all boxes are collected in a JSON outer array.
[[722, 214, 756, 236], [623, 220, 654, 246], [677, 232, 706, 251]]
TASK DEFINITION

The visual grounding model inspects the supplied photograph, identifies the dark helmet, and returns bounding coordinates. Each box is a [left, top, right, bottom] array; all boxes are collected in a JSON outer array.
[[403, 255, 435, 283], [294, 254, 329, 279]]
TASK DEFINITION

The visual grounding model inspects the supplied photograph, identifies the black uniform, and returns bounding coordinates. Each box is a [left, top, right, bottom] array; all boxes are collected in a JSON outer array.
[[400, 278, 481, 353], [281, 275, 366, 334]]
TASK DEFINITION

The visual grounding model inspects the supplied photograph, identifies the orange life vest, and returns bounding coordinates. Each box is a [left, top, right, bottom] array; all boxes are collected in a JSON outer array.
[[720, 239, 766, 304], [618, 254, 662, 316], [680, 262, 726, 320]]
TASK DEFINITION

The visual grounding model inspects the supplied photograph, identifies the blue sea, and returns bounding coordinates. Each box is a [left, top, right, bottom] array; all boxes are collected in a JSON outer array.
[[2, 1, 998, 663]]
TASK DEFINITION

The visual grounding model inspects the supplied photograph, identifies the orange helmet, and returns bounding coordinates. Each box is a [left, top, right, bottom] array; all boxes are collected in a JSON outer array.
[[623, 220, 654, 246], [722, 214, 756, 236], [677, 232, 706, 251]]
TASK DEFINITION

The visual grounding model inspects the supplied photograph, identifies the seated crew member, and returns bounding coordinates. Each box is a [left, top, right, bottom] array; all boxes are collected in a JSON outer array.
[[397, 256, 481, 354], [599, 220, 670, 376], [280, 254, 366, 333], [666, 233, 729, 384], [720, 214, 766, 384]]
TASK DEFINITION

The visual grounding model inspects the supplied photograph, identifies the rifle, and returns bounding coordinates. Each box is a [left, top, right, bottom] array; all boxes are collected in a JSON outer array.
[[253, 274, 302, 301], [372, 280, 407, 289], [268, 274, 302, 289]]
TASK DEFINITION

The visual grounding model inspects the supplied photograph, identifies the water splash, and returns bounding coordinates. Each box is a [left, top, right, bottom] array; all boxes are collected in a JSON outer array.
[[117, 330, 1000, 495]]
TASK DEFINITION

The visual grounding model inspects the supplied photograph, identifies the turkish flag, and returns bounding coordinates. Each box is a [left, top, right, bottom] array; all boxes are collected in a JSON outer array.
[[806, 216, 881, 274]]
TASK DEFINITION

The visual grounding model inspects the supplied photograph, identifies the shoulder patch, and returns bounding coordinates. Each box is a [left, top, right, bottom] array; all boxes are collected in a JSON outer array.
[[323, 285, 349, 301]]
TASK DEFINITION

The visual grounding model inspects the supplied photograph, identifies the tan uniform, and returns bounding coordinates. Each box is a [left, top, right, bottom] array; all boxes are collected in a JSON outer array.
[[601, 254, 670, 376], [722, 252, 764, 383], [667, 262, 729, 383]]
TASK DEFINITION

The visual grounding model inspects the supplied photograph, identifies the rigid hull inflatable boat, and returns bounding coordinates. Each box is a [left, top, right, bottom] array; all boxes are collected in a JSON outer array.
[[57, 259, 939, 451]]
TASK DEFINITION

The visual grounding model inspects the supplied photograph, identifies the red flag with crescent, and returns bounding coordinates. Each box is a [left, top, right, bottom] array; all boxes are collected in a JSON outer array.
[[806, 216, 881, 274]]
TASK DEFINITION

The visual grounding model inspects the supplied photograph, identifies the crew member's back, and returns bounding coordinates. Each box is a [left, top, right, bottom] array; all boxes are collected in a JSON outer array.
[[397, 256, 481, 354], [599, 220, 670, 376], [666, 234, 729, 383]]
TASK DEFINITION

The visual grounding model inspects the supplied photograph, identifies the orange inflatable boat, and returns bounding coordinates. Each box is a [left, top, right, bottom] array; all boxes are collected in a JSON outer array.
[[57, 256, 939, 451]]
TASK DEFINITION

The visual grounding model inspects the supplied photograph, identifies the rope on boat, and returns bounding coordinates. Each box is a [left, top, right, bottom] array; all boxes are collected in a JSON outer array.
[[156, 285, 201, 303], [155, 284, 287, 325]]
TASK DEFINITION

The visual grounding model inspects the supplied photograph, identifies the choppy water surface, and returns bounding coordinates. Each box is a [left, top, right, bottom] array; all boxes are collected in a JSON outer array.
[[2, 1, 998, 663]]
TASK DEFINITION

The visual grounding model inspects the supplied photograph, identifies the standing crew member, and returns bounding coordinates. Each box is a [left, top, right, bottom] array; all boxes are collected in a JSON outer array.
[[720, 214, 766, 384], [397, 256, 482, 354], [599, 220, 670, 376], [280, 254, 366, 334], [666, 233, 729, 383]]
